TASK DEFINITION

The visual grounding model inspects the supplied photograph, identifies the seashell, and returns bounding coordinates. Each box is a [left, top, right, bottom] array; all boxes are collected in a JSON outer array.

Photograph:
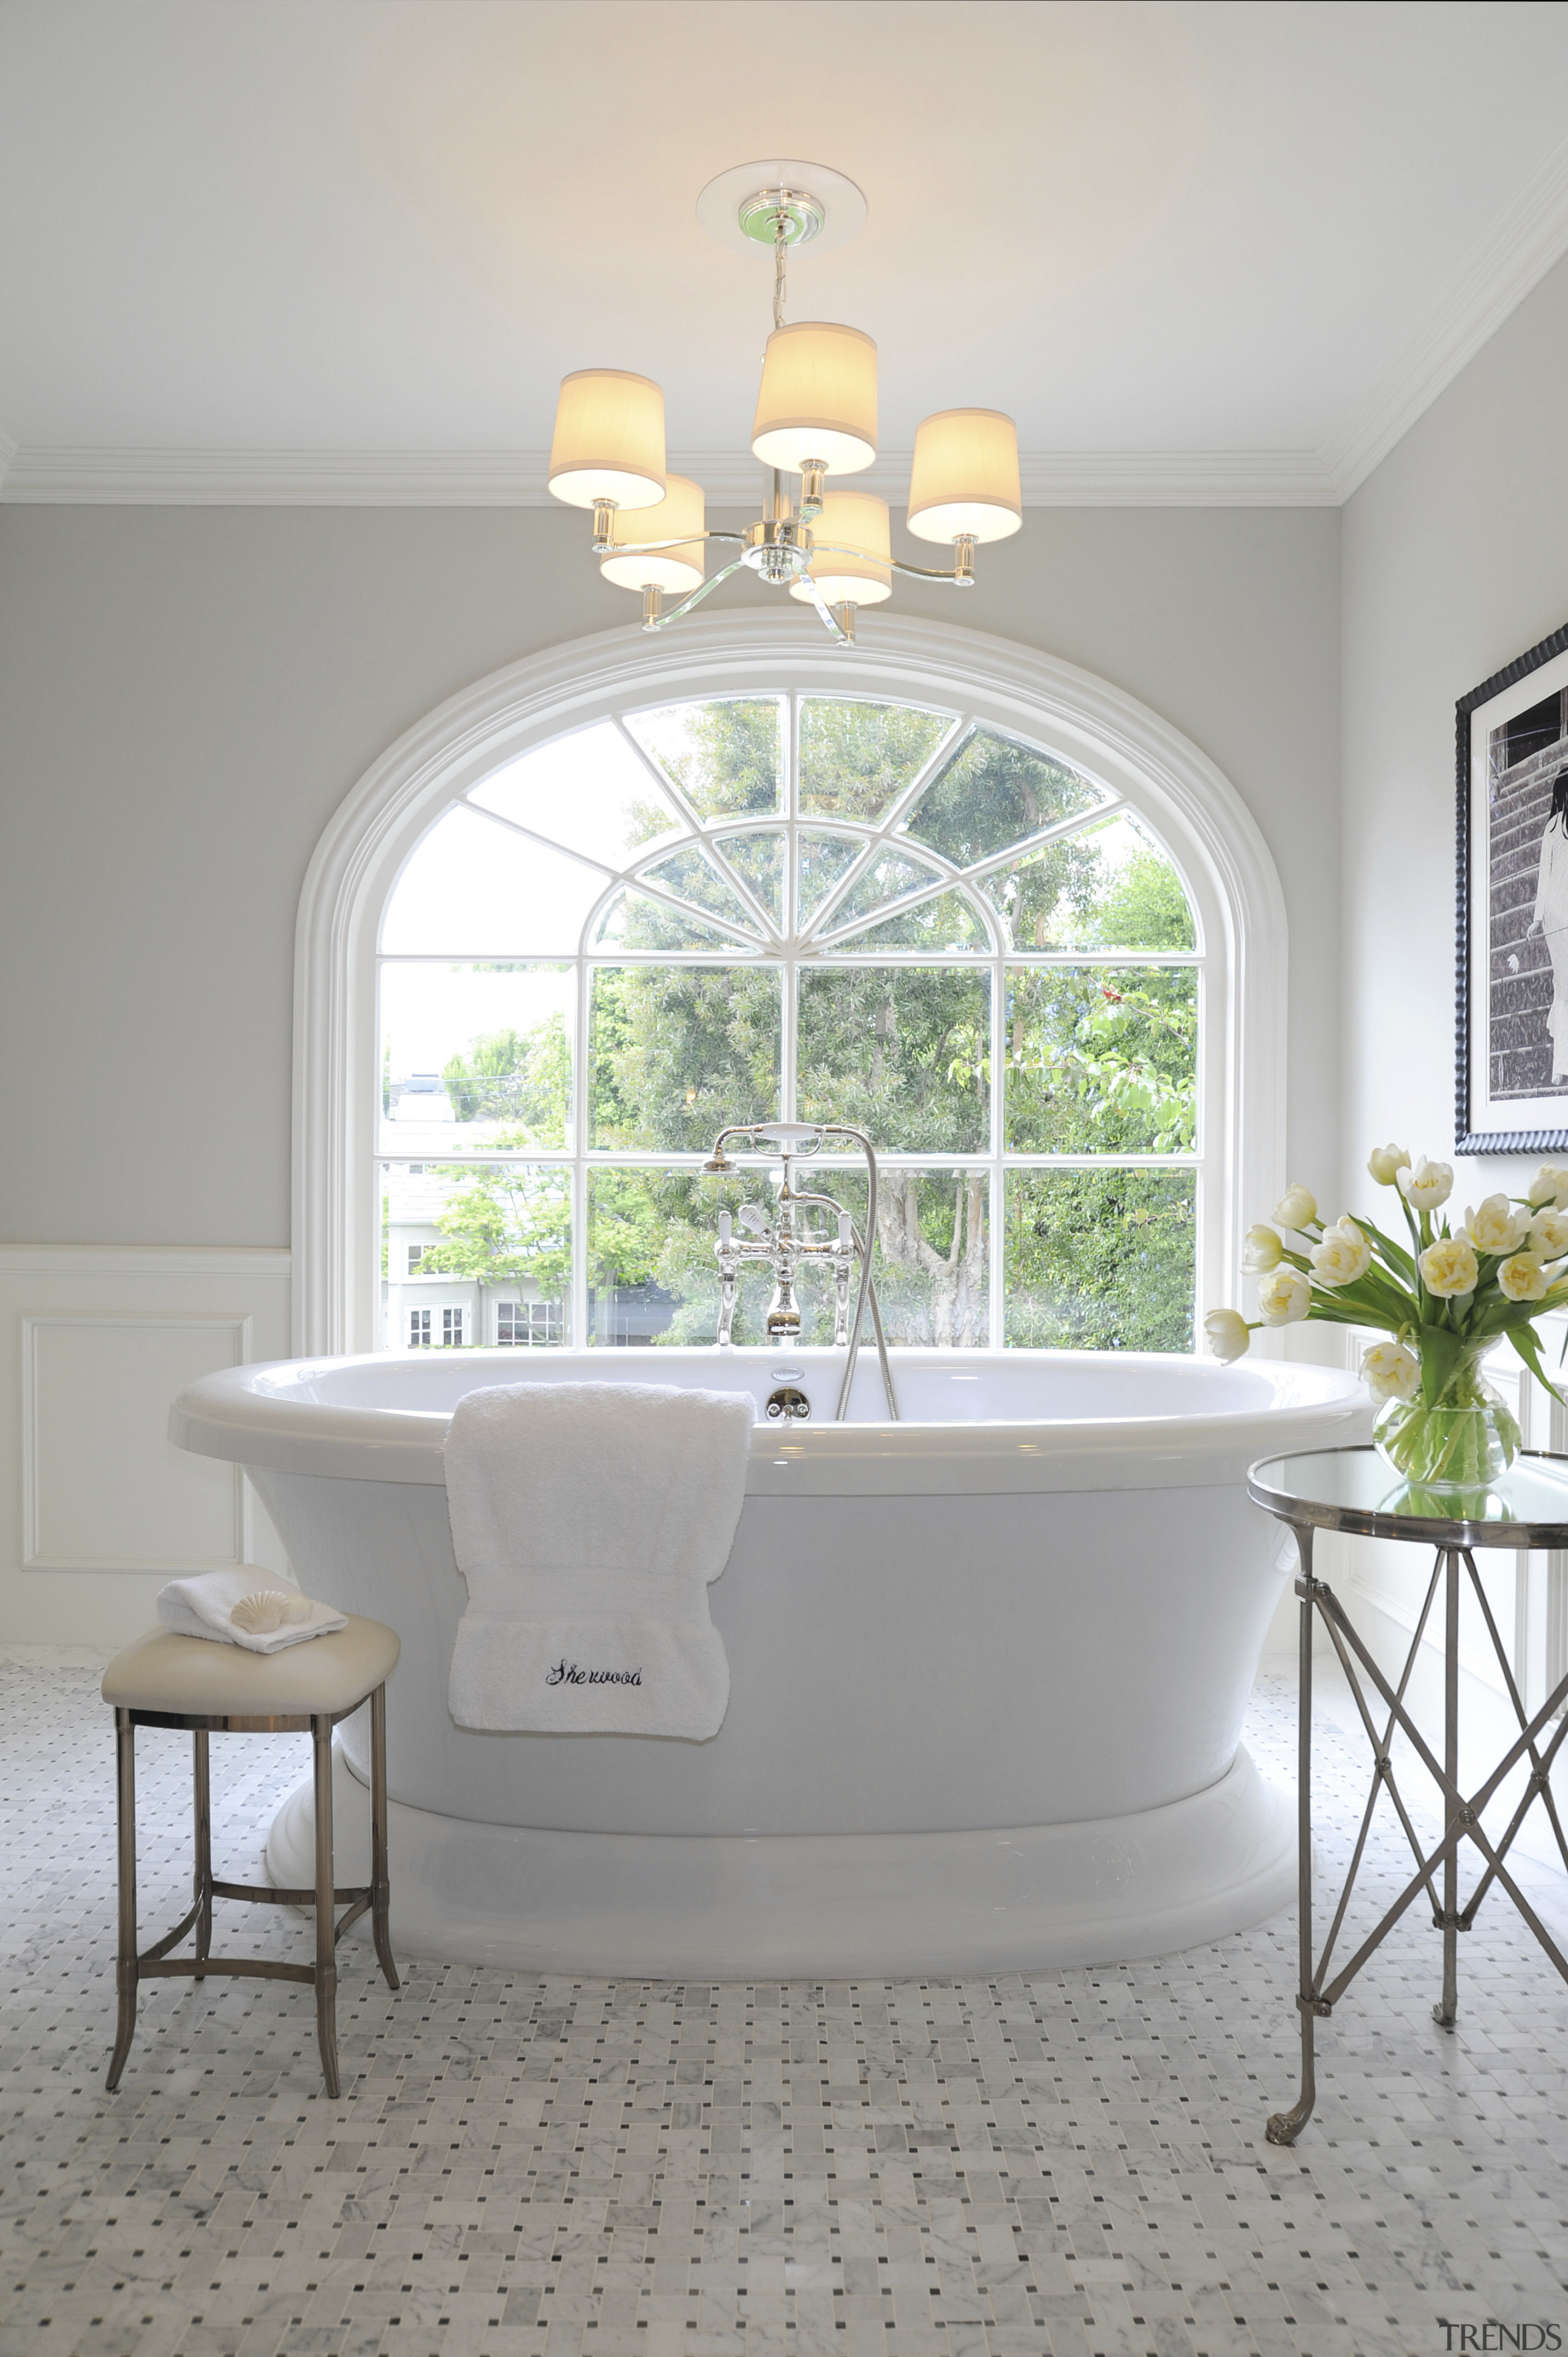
[[231, 1591, 286, 1633], [231, 1589, 313, 1634]]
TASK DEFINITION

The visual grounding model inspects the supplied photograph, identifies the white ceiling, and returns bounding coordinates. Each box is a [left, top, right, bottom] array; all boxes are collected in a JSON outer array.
[[3, 0, 1568, 504]]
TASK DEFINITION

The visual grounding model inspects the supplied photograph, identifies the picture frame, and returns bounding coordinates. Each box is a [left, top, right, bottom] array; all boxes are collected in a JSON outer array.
[[1456, 618, 1568, 1152]]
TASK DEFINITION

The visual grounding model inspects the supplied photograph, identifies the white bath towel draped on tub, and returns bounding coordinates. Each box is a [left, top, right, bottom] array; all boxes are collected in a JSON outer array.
[[442, 1381, 754, 1738]]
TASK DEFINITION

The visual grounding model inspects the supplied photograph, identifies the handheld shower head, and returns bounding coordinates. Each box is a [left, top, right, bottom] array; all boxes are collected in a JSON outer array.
[[701, 1124, 755, 1175]]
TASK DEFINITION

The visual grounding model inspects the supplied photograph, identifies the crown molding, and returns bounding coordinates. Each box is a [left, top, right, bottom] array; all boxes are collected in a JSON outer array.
[[1323, 127, 1568, 501], [0, 441, 1338, 508], [1014, 450, 1337, 505], [0, 421, 15, 495], [0, 445, 554, 505]]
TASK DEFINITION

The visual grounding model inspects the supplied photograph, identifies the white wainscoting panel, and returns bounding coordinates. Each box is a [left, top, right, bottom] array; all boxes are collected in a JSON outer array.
[[22, 1314, 251, 1570], [0, 1247, 292, 1646]]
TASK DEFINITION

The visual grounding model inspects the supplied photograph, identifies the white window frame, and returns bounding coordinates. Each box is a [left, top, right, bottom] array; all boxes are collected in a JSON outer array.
[[294, 615, 1286, 1356]]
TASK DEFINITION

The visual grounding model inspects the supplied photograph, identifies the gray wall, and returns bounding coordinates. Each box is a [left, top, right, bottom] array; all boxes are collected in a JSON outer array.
[[1342, 248, 1568, 1210], [0, 500, 1340, 1253]]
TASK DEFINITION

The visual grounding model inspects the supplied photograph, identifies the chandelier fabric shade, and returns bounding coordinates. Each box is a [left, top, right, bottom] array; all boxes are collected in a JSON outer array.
[[598, 474, 706, 594], [548, 369, 667, 510], [790, 490, 892, 608], [906, 408, 1022, 543], [751, 322, 878, 475]]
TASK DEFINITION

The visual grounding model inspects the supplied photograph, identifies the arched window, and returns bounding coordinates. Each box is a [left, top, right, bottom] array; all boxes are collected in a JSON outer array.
[[293, 618, 1286, 1357]]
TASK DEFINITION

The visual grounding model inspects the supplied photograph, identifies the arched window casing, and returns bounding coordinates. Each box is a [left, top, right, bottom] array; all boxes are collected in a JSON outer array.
[[294, 616, 1286, 1358]]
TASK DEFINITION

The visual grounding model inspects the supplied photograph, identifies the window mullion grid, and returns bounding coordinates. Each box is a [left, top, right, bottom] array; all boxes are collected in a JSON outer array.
[[380, 1150, 573, 1165], [619, 862, 765, 949], [573, 948, 591, 1348], [812, 858, 971, 953], [611, 714, 707, 836], [797, 828, 882, 945], [782, 695, 798, 1122], [574, 1150, 1167, 1169], [703, 840, 777, 944], [380, 945, 1201, 969], [873, 714, 967, 839], [1192, 959, 1209, 1332], [788, 689, 801, 828], [575, 1149, 1193, 1168], [379, 692, 1208, 1356], [956, 796, 1129, 889], [1004, 949, 1202, 967], [373, 961, 390, 1349], [990, 916, 1005, 1352], [781, 967, 797, 1125]]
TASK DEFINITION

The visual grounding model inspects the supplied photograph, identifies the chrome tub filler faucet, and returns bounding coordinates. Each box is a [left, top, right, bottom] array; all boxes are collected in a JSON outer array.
[[701, 1122, 899, 1422]]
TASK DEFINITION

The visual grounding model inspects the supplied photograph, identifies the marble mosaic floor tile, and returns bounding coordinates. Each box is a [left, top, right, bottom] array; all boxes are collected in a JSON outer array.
[[2, 1655, 1567, 2357]]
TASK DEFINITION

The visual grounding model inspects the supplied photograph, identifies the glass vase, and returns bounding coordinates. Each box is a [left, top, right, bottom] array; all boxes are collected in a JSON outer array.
[[1372, 1350, 1520, 1493]]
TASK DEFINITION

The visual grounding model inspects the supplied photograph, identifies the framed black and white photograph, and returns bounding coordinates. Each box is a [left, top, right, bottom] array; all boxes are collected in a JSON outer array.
[[1457, 619, 1568, 1152]]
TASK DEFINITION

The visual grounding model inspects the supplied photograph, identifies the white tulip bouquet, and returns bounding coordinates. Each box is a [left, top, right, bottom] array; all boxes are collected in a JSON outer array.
[[1205, 1148, 1568, 1488]]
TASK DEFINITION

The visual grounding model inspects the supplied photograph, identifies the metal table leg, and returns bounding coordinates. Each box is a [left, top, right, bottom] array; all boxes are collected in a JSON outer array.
[[1267, 1527, 1320, 2145], [1435, 1548, 1461, 2029], [1266, 1530, 1568, 2143]]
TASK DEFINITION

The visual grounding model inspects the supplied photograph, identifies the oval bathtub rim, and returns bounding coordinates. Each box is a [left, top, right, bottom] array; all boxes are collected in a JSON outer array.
[[170, 1352, 1371, 1497]]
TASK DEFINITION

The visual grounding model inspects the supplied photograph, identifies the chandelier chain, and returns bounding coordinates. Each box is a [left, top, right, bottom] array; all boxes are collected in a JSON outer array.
[[772, 202, 787, 333]]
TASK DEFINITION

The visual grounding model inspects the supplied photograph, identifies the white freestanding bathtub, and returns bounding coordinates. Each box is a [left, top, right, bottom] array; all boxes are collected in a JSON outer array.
[[170, 1348, 1366, 1976]]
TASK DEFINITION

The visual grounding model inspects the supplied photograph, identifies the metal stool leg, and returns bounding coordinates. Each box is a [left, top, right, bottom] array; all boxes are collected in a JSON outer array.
[[311, 1715, 341, 2098], [107, 1711, 138, 2092], [369, 1684, 399, 1992], [192, 1730, 213, 1973]]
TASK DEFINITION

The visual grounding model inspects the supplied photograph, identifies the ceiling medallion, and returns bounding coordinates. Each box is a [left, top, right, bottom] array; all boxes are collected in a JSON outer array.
[[546, 161, 1022, 648]]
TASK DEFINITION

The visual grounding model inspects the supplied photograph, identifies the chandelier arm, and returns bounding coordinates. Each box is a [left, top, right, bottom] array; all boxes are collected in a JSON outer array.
[[886, 556, 976, 584], [802, 535, 975, 587], [639, 556, 752, 632], [594, 529, 748, 556], [799, 576, 851, 645]]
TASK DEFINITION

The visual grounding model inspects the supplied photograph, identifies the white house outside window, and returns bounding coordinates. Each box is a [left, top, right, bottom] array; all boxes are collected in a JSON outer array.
[[377, 690, 1207, 1353]]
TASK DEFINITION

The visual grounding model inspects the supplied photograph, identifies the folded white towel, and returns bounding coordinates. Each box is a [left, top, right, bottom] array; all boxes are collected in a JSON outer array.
[[443, 1381, 753, 1738], [156, 1567, 348, 1654]]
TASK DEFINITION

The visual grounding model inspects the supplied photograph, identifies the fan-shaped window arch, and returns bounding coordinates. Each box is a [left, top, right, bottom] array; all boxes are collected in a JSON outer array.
[[292, 618, 1286, 1358]]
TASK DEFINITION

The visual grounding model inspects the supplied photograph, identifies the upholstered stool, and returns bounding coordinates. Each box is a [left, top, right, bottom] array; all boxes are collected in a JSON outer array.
[[100, 1616, 401, 2098]]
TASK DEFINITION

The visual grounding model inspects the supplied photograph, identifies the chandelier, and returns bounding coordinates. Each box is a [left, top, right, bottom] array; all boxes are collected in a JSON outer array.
[[545, 161, 1022, 647]]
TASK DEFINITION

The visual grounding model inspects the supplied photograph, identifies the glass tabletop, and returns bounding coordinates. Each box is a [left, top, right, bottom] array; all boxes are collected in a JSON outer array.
[[1248, 1446, 1568, 1546]]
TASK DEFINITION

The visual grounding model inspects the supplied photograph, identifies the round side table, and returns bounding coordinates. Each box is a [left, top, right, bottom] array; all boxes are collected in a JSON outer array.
[[1248, 1445, 1568, 2146]]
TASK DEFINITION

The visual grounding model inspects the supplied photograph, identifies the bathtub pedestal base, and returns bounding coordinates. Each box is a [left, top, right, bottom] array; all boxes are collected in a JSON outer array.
[[268, 1743, 1295, 1977]]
